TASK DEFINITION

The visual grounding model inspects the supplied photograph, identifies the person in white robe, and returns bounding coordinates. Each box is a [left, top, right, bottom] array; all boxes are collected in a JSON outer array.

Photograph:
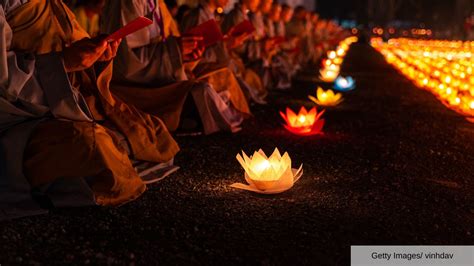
[[102, 0, 246, 135]]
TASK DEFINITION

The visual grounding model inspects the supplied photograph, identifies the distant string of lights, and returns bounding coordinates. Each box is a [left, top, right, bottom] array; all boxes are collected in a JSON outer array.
[[319, 36, 358, 82], [371, 37, 474, 119], [372, 27, 433, 37]]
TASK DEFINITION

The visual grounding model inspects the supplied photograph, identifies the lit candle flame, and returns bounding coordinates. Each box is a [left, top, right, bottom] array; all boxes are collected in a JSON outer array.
[[280, 106, 325, 136]]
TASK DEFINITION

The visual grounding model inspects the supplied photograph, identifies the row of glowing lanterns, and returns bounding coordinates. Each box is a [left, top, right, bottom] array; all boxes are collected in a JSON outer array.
[[231, 36, 359, 194], [372, 27, 433, 37], [371, 38, 474, 119]]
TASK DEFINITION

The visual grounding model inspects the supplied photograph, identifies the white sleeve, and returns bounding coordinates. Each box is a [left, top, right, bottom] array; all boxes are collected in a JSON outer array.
[[0, 6, 92, 129]]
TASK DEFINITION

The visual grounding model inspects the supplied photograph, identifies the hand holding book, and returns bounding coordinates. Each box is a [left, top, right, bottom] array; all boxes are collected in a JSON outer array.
[[106, 16, 153, 42], [180, 36, 205, 62], [183, 19, 224, 48], [225, 20, 256, 49], [227, 20, 256, 37]]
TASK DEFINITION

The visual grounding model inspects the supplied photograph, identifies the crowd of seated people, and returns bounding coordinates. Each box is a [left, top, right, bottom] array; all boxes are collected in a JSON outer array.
[[0, 0, 349, 219]]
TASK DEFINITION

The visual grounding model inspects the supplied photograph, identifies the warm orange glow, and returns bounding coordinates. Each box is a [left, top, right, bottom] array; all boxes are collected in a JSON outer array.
[[309, 87, 343, 107], [318, 37, 358, 82], [280, 106, 325, 136], [231, 148, 303, 194], [319, 69, 338, 82], [371, 37, 474, 120]]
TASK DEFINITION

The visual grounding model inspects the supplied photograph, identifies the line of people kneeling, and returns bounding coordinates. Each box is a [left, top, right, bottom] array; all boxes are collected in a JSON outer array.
[[0, 0, 348, 219]]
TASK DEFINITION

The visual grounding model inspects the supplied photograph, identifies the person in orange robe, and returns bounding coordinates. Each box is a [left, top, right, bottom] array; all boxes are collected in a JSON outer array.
[[102, 0, 248, 134], [221, 0, 268, 104], [72, 0, 105, 37], [0, 0, 179, 219], [179, 0, 257, 110]]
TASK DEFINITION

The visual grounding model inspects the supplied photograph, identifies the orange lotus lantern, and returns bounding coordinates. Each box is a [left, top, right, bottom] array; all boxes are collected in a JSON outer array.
[[231, 148, 303, 194], [280, 107, 325, 136]]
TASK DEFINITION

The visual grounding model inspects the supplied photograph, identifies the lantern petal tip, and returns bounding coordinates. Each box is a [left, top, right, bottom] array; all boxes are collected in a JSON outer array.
[[293, 165, 304, 183], [230, 183, 258, 192]]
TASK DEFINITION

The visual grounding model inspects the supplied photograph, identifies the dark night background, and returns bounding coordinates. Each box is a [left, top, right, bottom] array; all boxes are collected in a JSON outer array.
[[315, 0, 474, 38], [0, 1, 473, 265]]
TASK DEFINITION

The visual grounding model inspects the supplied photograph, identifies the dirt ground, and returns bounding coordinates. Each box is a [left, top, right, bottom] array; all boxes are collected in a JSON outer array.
[[1, 44, 473, 265]]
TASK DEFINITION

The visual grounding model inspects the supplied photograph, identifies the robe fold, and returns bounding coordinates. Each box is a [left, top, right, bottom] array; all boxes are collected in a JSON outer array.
[[102, 0, 244, 134], [248, 11, 265, 63], [0, 0, 178, 219], [179, 4, 251, 113], [286, 17, 318, 66], [263, 16, 292, 90], [220, 4, 267, 104]]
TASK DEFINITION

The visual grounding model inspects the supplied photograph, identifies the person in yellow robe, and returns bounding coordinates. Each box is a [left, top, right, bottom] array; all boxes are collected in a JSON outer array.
[[102, 0, 248, 134], [221, 0, 268, 104], [0, 0, 179, 219], [179, 0, 261, 107], [265, 2, 294, 90], [72, 0, 105, 37]]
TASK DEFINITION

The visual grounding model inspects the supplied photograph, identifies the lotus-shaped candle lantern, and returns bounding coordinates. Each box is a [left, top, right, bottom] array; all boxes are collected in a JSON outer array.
[[280, 107, 325, 136], [327, 64, 340, 72], [231, 148, 303, 194], [333, 57, 343, 65], [309, 87, 343, 107], [327, 50, 337, 59], [319, 69, 339, 82], [334, 76, 356, 91]]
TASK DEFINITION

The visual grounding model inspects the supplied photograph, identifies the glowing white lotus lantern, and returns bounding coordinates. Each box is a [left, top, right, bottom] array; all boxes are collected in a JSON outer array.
[[327, 50, 337, 59], [328, 64, 340, 72], [231, 148, 303, 194], [319, 69, 339, 82], [336, 48, 346, 57]]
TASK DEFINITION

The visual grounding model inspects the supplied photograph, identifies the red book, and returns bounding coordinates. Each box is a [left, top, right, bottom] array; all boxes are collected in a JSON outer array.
[[184, 19, 224, 47], [270, 36, 287, 45], [228, 20, 256, 37], [284, 47, 300, 54], [106, 16, 153, 42]]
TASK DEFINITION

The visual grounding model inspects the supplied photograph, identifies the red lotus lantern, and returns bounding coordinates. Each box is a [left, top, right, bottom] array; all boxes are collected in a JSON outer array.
[[280, 107, 325, 136]]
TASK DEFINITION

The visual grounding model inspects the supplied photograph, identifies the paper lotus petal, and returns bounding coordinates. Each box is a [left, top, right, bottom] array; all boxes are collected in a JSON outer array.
[[319, 69, 339, 82], [327, 50, 337, 59], [327, 64, 340, 72], [232, 148, 303, 194], [309, 87, 343, 107], [333, 76, 356, 92], [280, 106, 325, 136]]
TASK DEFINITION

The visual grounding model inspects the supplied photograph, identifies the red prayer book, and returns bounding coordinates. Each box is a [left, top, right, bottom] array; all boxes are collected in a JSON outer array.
[[106, 16, 153, 42], [228, 20, 256, 37], [270, 36, 287, 45], [184, 19, 224, 48]]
